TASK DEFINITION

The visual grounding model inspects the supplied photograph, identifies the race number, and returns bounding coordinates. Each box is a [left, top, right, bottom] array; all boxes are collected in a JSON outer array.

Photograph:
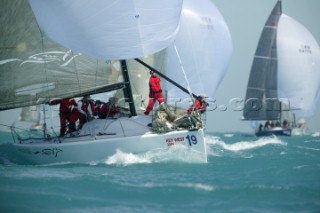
[[186, 135, 197, 146]]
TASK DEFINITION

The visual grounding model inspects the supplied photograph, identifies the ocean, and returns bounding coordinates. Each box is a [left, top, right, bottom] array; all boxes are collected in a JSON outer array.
[[0, 130, 319, 213]]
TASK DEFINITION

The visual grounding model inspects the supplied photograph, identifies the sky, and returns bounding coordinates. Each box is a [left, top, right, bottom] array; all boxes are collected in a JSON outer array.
[[205, 0, 320, 133], [0, 0, 319, 134]]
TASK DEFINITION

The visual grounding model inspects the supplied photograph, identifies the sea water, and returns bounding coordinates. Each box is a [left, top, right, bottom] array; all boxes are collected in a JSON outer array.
[[0, 130, 319, 213]]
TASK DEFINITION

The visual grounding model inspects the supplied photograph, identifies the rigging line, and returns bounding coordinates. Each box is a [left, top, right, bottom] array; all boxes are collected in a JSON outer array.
[[94, 60, 99, 92], [173, 43, 194, 101], [118, 118, 126, 137], [134, 59, 201, 101], [173, 43, 199, 114], [38, 25, 49, 138], [70, 50, 82, 96]]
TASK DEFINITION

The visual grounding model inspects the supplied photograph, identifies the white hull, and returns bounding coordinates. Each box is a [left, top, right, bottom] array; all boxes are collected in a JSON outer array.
[[11, 116, 207, 164]]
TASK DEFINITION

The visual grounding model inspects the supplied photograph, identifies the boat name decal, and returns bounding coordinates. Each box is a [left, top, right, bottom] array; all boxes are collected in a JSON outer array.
[[166, 135, 198, 147], [18, 148, 62, 158]]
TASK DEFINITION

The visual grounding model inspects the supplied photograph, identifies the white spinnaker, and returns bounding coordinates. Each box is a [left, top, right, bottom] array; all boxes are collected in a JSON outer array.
[[277, 14, 320, 117], [164, 0, 232, 107], [28, 0, 183, 60]]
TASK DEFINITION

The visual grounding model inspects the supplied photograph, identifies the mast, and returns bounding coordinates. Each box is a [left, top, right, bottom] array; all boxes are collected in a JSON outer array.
[[120, 60, 137, 116], [279, 0, 282, 14]]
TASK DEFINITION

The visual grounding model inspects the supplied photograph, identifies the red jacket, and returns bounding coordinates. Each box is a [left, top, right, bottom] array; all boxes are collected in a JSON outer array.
[[49, 98, 75, 115], [78, 99, 95, 117], [96, 103, 120, 118], [149, 76, 162, 97], [188, 99, 206, 113]]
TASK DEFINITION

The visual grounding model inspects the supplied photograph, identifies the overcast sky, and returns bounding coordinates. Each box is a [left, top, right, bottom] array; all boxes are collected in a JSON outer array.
[[206, 0, 320, 133]]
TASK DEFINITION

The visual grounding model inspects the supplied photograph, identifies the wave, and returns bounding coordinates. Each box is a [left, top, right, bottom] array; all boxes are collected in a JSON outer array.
[[205, 135, 287, 157], [121, 181, 215, 192], [104, 145, 206, 166]]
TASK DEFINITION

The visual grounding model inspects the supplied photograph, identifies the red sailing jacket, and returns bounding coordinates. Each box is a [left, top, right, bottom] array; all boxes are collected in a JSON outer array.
[[187, 99, 207, 113], [149, 76, 162, 97], [49, 98, 75, 115], [97, 103, 120, 118]]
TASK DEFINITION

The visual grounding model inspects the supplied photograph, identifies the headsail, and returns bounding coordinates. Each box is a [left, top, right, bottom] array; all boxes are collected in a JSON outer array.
[[164, 0, 233, 107], [277, 14, 320, 117], [28, 0, 184, 60]]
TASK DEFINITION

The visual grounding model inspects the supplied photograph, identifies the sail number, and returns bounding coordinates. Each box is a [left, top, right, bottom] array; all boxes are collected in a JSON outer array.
[[186, 135, 198, 146], [165, 135, 198, 147]]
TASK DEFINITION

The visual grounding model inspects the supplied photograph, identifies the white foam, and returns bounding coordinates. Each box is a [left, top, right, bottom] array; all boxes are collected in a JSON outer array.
[[206, 135, 286, 152], [105, 145, 206, 166], [224, 133, 234, 137], [105, 149, 151, 166], [126, 182, 215, 192]]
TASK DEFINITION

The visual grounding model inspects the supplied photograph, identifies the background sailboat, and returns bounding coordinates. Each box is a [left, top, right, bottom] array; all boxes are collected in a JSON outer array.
[[0, 0, 232, 164], [242, 0, 320, 136]]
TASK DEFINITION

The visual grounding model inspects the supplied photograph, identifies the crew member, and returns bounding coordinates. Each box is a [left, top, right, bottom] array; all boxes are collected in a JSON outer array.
[[144, 70, 165, 115], [95, 97, 120, 118], [49, 98, 76, 137], [187, 95, 207, 114], [70, 95, 95, 130]]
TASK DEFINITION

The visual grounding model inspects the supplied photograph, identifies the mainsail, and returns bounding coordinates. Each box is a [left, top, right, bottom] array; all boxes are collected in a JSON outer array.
[[0, 0, 119, 111], [243, 0, 282, 120]]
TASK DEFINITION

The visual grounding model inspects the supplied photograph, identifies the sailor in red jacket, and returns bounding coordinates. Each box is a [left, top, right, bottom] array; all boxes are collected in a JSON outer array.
[[69, 95, 95, 131], [95, 97, 120, 119], [144, 70, 165, 115], [49, 98, 76, 137], [187, 95, 207, 114], [77, 95, 95, 129]]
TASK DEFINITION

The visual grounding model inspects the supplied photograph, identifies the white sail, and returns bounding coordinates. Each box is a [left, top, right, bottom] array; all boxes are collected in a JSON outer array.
[[28, 0, 183, 60], [164, 0, 232, 107], [277, 14, 320, 117]]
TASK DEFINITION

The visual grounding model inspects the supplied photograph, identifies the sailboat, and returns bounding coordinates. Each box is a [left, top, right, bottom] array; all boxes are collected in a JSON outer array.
[[0, 0, 232, 164], [243, 0, 320, 137]]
